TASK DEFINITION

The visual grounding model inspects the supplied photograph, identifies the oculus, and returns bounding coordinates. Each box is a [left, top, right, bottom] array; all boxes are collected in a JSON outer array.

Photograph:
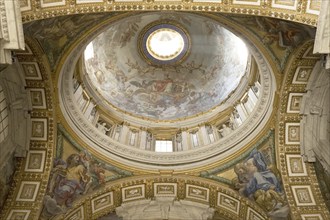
[[139, 22, 190, 65]]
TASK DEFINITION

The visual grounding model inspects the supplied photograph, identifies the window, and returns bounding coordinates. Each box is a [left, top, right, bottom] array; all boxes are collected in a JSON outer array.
[[0, 86, 8, 143], [155, 140, 173, 152]]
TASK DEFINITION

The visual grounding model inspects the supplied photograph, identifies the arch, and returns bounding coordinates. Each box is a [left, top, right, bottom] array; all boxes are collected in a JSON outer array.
[[276, 40, 330, 219], [53, 175, 269, 220], [0, 38, 57, 220]]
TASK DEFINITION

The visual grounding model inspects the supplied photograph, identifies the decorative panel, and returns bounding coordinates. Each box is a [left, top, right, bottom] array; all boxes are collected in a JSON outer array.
[[292, 66, 313, 84], [154, 183, 177, 197], [285, 122, 300, 145], [6, 210, 31, 220], [287, 93, 303, 113], [30, 118, 48, 141], [24, 150, 46, 172], [91, 192, 114, 213], [233, 0, 260, 6], [40, 0, 65, 8], [16, 181, 40, 202], [217, 192, 240, 215], [64, 206, 85, 220], [306, 0, 321, 15], [193, 0, 221, 2], [291, 185, 316, 206], [21, 62, 42, 80], [246, 207, 266, 220], [286, 154, 308, 176], [301, 213, 324, 220], [122, 184, 145, 202], [185, 184, 209, 202], [29, 88, 47, 109], [77, 0, 103, 3], [19, 0, 31, 11], [272, 0, 297, 10]]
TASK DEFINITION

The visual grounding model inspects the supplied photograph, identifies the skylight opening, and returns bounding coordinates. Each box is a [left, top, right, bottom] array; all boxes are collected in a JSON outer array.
[[155, 140, 173, 152], [139, 22, 190, 66], [147, 28, 184, 61]]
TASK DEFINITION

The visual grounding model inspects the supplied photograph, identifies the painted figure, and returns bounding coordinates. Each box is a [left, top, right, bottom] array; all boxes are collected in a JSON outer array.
[[52, 154, 91, 207], [233, 149, 288, 218]]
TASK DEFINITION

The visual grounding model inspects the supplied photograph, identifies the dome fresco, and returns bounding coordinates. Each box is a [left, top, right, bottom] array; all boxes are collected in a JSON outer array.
[[83, 13, 249, 120]]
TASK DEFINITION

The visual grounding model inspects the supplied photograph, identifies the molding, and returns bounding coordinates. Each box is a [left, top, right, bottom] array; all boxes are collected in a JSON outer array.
[[277, 41, 330, 219], [19, 0, 319, 27], [52, 175, 268, 220]]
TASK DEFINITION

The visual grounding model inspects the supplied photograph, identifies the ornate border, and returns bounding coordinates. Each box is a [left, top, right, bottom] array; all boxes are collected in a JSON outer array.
[[1, 37, 56, 220], [276, 41, 329, 219], [52, 175, 268, 220], [20, 0, 319, 27]]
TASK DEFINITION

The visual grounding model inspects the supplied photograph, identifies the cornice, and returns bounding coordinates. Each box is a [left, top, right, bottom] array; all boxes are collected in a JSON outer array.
[[20, 0, 319, 27]]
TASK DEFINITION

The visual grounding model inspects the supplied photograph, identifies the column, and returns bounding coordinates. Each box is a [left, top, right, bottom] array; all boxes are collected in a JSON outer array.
[[231, 112, 241, 129], [119, 123, 130, 144], [205, 125, 215, 143], [84, 101, 94, 118], [248, 88, 258, 105], [174, 133, 183, 151], [243, 95, 254, 113], [181, 130, 189, 151], [139, 129, 147, 150], [199, 125, 210, 145], [112, 124, 122, 141], [236, 104, 248, 122]]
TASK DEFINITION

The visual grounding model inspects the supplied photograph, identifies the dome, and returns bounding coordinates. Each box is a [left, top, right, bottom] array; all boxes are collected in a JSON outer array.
[[83, 13, 249, 120], [59, 12, 275, 170]]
